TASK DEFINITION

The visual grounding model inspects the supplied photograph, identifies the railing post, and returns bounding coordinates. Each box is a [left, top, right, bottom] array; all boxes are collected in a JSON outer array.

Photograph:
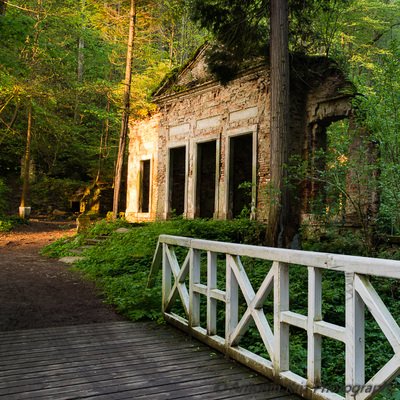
[[274, 261, 289, 375], [189, 249, 201, 328], [226, 254, 239, 347], [307, 267, 322, 388], [207, 251, 217, 335], [162, 243, 171, 314], [345, 272, 365, 399]]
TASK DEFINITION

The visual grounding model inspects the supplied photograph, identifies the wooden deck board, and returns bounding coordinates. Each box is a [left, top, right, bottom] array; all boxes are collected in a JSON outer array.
[[0, 321, 300, 399]]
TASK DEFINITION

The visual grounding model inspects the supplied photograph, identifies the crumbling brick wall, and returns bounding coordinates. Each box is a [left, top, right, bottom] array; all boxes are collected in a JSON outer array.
[[126, 54, 359, 231]]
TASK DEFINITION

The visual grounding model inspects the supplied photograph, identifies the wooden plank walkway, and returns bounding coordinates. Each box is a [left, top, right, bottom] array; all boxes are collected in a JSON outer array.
[[0, 321, 300, 400]]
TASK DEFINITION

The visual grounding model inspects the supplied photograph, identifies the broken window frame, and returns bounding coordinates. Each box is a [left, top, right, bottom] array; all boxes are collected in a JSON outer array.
[[139, 158, 151, 214], [225, 127, 258, 220], [193, 136, 220, 219], [166, 143, 188, 218]]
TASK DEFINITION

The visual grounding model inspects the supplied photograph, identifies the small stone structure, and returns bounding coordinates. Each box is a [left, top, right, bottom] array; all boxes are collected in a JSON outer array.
[[126, 47, 359, 231]]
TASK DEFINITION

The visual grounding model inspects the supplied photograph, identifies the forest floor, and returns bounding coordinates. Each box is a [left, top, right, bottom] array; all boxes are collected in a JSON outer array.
[[0, 220, 124, 331]]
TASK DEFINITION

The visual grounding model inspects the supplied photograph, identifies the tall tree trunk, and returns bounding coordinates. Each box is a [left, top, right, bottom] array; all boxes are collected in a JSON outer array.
[[169, 26, 175, 66], [19, 102, 32, 216], [19, 0, 42, 218], [266, 0, 290, 247], [96, 91, 111, 183], [74, 0, 85, 124], [112, 0, 136, 219]]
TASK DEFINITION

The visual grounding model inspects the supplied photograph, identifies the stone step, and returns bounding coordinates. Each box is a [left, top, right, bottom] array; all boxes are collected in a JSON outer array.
[[84, 238, 105, 245], [59, 256, 85, 264]]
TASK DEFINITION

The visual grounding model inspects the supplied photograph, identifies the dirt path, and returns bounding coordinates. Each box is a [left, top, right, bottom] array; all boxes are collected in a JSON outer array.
[[0, 220, 124, 332]]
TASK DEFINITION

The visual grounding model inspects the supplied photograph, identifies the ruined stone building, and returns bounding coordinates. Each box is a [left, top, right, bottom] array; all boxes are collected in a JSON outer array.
[[125, 47, 359, 231]]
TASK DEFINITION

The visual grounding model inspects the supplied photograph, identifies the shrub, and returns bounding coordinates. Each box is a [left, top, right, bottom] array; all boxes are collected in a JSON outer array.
[[0, 178, 9, 215], [30, 177, 83, 212]]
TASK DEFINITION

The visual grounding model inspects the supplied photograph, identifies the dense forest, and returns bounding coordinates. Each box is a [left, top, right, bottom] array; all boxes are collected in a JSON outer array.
[[0, 0, 204, 220], [1, 0, 400, 245]]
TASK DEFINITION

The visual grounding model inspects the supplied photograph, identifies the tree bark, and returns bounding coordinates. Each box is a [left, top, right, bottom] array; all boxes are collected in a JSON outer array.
[[74, 0, 85, 124], [20, 102, 32, 214], [112, 0, 136, 219], [266, 0, 290, 247]]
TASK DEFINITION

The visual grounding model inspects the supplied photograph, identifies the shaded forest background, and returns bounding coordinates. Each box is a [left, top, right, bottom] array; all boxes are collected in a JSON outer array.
[[1, 0, 400, 242], [0, 0, 204, 217]]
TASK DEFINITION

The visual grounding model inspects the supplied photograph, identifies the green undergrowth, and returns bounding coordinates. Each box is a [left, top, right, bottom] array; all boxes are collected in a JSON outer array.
[[42, 218, 400, 398], [0, 215, 28, 232], [42, 218, 265, 322], [0, 216, 16, 232]]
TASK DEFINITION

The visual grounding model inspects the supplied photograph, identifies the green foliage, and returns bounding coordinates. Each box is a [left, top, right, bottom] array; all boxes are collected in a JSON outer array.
[[287, 118, 380, 252], [0, 178, 18, 231], [0, 216, 28, 232], [302, 227, 367, 255], [30, 177, 83, 212], [0, 178, 9, 215], [190, 0, 350, 82], [43, 218, 266, 321], [354, 40, 400, 234], [40, 234, 85, 258], [0, 0, 205, 199]]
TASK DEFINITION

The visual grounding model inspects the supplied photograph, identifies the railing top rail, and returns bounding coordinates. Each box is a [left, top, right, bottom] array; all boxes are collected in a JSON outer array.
[[158, 234, 400, 279]]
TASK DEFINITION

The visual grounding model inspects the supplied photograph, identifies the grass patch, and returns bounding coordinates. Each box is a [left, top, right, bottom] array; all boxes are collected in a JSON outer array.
[[42, 218, 265, 323]]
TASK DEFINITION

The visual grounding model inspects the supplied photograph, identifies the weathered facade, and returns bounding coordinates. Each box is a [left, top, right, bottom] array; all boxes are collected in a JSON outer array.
[[126, 47, 355, 229]]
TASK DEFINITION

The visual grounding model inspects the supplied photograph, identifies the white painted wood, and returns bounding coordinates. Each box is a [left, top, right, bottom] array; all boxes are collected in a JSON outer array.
[[207, 251, 218, 335], [230, 305, 253, 346], [209, 288, 226, 302], [308, 267, 322, 388], [253, 308, 275, 359], [345, 273, 365, 400], [147, 240, 162, 288], [162, 243, 172, 313], [189, 249, 201, 327], [159, 235, 400, 279], [164, 247, 190, 315], [226, 255, 239, 347], [355, 355, 400, 400], [228, 255, 256, 304], [157, 235, 400, 400], [274, 261, 290, 372], [314, 321, 346, 343], [192, 283, 207, 296], [228, 256, 274, 355], [254, 265, 275, 308], [355, 274, 400, 353], [281, 311, 308, 330]]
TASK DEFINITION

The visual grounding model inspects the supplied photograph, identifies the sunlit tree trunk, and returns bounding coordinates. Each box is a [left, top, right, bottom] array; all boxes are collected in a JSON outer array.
[[112, 0, 136, 219], [96, 90, 111, 183], [266, 0, 290, 247], [74, 0, 85, 124], [19, 0, 42, 218], [19, 101, 32, 217]]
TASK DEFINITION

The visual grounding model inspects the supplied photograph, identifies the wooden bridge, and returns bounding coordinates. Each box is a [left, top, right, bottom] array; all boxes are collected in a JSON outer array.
[[0, 321, 299, 399], [1, 235, 400, 399]]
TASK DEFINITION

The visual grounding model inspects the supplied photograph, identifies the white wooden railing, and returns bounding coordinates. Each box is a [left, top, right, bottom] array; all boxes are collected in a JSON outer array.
[[148, 235, 400, 400]]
